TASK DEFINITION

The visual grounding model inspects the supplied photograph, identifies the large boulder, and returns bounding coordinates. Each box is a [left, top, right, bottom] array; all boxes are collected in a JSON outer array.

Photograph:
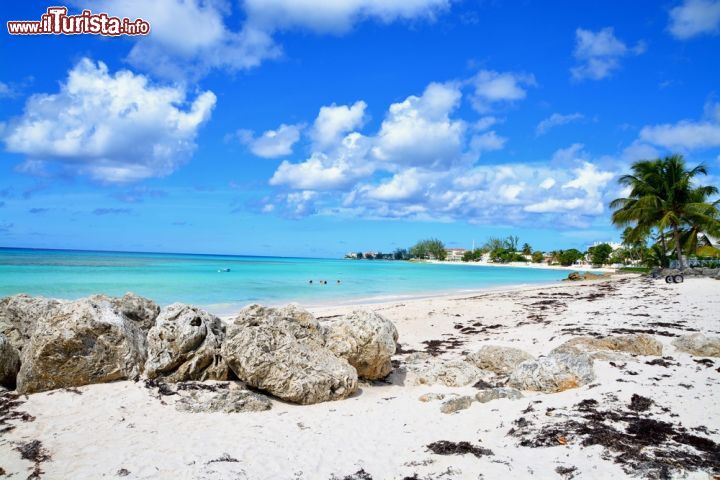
[[552, 334, 663, 358], [0, 334, 20, 389], [406, 357, 485, 387], [321, 310, 398, 380], [17, 296, 149, 394], [672, 333, 720, 357], [508, 353, 595, 393], [145, 304, 229, 382], [465, 345, 534, 375], [221, 304, 358, 405], [0, 294, 62, 351]]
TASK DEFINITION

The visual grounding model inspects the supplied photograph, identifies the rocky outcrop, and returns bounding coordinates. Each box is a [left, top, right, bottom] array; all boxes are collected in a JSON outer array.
[[173, 382, 272, 413], [16, 296, 149, 394], [0, 334, 20, 389], [440, 395, 474, 414], [0, 294, 62, 351], [406, 356, 485, 387], [221, 304, 358, 404], [552, 334, 663, 358], [508, 353, 595, 393], [145, 304, 229, 382], [321, 310, 398, 380], [466, 345, 534, 375], [475, 387, 523, 403], [672, 333, 720, 357]]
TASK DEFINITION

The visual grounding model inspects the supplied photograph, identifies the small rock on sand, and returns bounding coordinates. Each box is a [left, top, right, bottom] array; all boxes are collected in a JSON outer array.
[[508, 353, 595, 393], [552, 334, 663, 358], [465, 345, 534, 375], [672, 333, 720, 357], [406, 358, 486, 387], [475, 387, 523, 403], [173, 382, 272, 413], [440, 395, 474, 414]]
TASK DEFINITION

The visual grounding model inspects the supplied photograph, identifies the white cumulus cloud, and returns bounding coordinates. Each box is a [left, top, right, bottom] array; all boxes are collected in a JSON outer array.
[[639, 121, 720, 150], [235, 124, 302, 158], [638, 102, 720, 150], [668, 0, 720, 39], [270, 132, 373, 190], [312, 101, 367, 150], [571, 27, 645, 81], [372, 82, 466, 169], [3, 58, 215, 183], [469, 70, 537, 112]]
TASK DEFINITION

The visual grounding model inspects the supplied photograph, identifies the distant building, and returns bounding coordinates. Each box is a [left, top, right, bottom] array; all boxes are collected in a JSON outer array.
[[445, 248, 466, 261], [588, 241, 622, 251]]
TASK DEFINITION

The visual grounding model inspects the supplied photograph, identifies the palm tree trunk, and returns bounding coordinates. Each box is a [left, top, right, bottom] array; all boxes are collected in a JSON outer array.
[[659, 229, 668, 267], [672, 224, 684, 269]]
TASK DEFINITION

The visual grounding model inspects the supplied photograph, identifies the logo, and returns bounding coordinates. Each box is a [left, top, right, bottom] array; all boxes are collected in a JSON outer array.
[[7, 6, 150, 36]]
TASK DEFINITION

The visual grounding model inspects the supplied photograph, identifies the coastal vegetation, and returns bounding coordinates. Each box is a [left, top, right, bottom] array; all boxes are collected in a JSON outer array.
[[409, 239, 447, 261], [610, 154, 720, 269]]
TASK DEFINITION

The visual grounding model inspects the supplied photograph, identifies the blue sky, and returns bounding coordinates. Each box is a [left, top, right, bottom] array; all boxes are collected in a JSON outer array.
[[1, 0, 719, 257]]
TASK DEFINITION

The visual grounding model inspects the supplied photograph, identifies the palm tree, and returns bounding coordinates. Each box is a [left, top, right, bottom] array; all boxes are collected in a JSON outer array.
[[610, 154, 720, 268]]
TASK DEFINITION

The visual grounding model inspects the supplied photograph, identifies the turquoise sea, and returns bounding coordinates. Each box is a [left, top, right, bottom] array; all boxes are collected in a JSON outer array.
[[0, 248, 573, 315]]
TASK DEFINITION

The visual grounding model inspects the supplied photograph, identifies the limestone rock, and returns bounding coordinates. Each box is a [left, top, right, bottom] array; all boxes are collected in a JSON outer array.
[[0, 334, 20, 389], [321, 310, 398, 380], [145, 304, 229, 382], [16, 296, 149, 394], [99, 293, 160, 333], [440, 395, 474, 414], [221, 304, 358, 404], [672, 333, 720, 357], [552, 334, 663, 358], [173, 382, 272, 413], [475, 387, 523, 403], [406, 357, 485, 387], [565, 271, 609, 281], [508, 353, 595, 393], [0, 294, 62, 351], [466, 345, 534, 375]]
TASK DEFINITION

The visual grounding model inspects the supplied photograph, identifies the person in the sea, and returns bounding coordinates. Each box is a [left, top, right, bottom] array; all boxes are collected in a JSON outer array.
[[309, 280, 313, 284]]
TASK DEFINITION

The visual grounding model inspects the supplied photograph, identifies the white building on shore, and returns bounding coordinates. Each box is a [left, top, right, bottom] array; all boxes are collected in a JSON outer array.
[[445, 248, 466, 261]]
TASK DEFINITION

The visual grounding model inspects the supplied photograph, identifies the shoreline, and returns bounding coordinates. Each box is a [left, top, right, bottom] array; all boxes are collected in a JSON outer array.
[[424, 259, 617, 273]]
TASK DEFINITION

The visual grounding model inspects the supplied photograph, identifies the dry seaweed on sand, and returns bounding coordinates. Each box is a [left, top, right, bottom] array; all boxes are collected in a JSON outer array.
[[16, 440, 51, 480], [426, 440, 494, 458], [207, 453, 239, 464], [329, 468, 373, 480], [0, 390, 35, 434], [508, 395, 720, 479], [421, 338, 464, 356]]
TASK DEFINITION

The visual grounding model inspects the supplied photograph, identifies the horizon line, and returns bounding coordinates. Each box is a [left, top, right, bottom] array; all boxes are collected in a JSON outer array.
[[0, 245, 339, 261]]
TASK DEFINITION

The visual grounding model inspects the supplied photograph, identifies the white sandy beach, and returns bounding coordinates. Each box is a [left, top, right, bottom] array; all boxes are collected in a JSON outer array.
[[426, 259, 618, 273], [1, 275, 719, 480]]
